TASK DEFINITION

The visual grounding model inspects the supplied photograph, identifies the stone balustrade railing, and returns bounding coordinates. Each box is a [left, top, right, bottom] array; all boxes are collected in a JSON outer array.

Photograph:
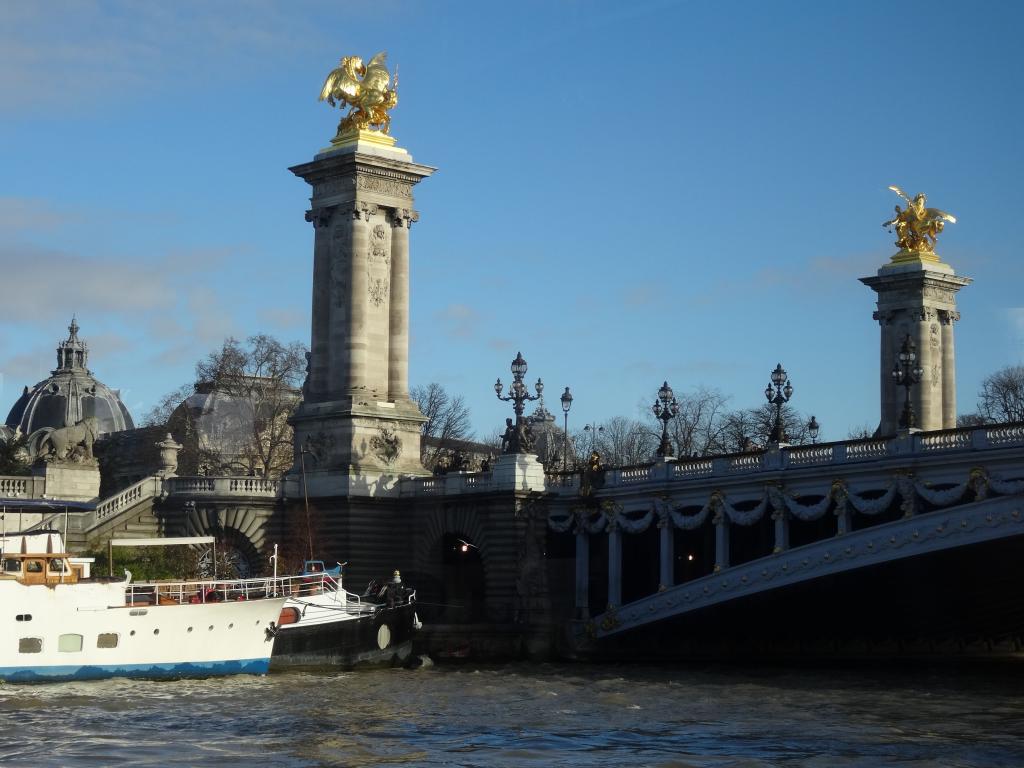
[[93, 476, 163, 524], [164, 476, 280, 498], [539, 422, 1024, 497], [0, 475, 45, 498]]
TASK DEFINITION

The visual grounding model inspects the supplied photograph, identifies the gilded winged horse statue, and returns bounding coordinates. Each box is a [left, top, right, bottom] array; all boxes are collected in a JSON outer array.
[[882, 185, 957, 253], [319, 52, 398, 136]]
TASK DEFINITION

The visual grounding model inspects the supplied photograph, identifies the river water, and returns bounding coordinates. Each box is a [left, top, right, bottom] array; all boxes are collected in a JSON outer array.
[[2, 661, 1023, 767]]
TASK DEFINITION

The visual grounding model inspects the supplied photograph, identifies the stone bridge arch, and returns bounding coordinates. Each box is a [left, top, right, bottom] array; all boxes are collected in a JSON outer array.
[[172, 503, 270, 577], [412, 502, 493, 623]]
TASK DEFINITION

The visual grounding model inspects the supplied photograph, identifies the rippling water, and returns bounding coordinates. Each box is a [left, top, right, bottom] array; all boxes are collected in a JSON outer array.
[[3, 661, 1024, 767]]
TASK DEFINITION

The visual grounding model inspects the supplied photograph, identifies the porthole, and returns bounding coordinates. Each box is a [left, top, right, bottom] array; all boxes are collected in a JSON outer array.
[[187, 627, 193, 633], [208, 625, 214, 631], [130, 630, 136, 637], [153, 629, 160, 635], [228, 623, 234, 629]]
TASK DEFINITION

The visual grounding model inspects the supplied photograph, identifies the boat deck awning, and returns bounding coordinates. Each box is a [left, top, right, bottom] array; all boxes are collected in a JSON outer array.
[[0, 499, 96, 511]]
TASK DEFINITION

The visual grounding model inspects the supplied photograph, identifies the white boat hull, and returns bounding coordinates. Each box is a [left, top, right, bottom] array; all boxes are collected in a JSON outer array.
[[0, 580, 285, 682]]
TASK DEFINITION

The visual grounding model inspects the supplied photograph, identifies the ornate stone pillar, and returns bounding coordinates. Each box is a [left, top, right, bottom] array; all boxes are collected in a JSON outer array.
[[861, 260, 970, 435], [575, 527, 590, 618], [607, 525, 622, 609], [658, 516, 674, 590], [288, 138, 436, 496]]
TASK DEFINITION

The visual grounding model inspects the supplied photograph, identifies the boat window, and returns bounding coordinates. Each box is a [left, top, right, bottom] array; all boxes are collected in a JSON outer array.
[[18, 638, 42, 653], [15, 614, 32, 622], [58, 634, 83, 653], [2, 558, 20, 573], [25, 560, 44, 574], [48, 559, 67, 573], [96, 633, 118, 649]]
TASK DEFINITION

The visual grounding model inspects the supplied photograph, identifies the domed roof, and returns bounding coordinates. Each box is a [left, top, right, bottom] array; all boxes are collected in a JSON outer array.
[[4, 318, 134, 437]]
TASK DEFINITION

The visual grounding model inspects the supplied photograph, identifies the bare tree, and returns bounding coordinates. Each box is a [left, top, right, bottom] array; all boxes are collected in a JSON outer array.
[[195, 335, 306, 477], [976, 365, 1024, 424], [147, 335, 306, 478], [142, 384, 194, 427], [720, 403, 812, 452], [956, 412, 988, 428], [847, 423, 876, 440], [411, 382, 474, 468], [592, 416, 656, 467], [664, 386, 732, 457]]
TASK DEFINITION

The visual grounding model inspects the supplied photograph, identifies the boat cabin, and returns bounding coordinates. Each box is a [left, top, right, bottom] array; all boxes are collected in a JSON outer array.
[[1, 551, 80, 585], [0, 533, 82, 585]]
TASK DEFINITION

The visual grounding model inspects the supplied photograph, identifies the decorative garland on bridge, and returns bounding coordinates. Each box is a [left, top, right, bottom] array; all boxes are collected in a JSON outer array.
[[548, 467, 1024, 534]]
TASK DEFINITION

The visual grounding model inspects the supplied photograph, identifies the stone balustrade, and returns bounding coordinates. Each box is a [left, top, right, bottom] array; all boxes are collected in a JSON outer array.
[[164, 476, 280, 498], [93, 476, 163, 523], [0, 476, 44, 498], [541, 423, 1024, 498]]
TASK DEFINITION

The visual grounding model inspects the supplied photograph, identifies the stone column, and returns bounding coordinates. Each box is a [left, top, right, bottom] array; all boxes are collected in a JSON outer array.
[[772, 507, 789, 553], [861, 259, 971, 435], [388, 209, 415, 401], [607, 526, 622, 609], [658, 517, 674, 589], [347, 205, 372, 395], [940, 310, 959, 428], [575, 528, 590, 618], [835, 502, 852, 536], [714, 511, 730, 571]]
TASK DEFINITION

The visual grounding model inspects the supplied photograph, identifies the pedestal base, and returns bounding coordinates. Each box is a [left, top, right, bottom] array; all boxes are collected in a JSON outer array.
[[492, 453, 546, 493], [35, 462, 100, 503]]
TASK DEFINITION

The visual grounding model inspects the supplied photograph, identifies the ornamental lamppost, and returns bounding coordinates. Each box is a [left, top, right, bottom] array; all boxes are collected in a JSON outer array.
[[807, 415, 820, 444], [559, 386, 573, 471], [652, 381, 680, 458], [765, 363, 794, 444], [494, 351, 543, 453], [891, 334, 923, 430]]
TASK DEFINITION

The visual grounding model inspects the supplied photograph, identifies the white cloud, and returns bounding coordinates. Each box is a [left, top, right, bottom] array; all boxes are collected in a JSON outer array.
[[435, 303, 482, 340]]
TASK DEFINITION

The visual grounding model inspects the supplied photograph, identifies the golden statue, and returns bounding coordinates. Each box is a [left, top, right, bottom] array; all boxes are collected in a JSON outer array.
[[319, 52, 398, 137], [882, 185, 956, 254]]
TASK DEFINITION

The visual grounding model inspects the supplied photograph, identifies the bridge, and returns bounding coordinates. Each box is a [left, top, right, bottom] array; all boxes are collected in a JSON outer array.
[[4, 422, 1024, 658], [544, 423, 1024, 656]]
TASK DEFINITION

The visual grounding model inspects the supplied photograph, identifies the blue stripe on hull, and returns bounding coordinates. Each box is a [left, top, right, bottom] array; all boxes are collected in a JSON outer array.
[[0, 658, 270, 683]]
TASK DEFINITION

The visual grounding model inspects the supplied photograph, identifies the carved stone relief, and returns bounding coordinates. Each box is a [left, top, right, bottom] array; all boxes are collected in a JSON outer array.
[[366, 222, 391, 307], [369, 426, 401, 465], [314, 178, 355, 198], [357, 175, 412, 199]]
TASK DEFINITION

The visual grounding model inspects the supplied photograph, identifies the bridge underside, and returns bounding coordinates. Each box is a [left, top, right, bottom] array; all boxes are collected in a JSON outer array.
[[579, 494, 1024, 659], [581, 534, 1024, 659]]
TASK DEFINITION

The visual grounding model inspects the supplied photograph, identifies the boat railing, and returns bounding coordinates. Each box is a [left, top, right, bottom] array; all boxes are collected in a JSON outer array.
[[123, 573, 331, 607]]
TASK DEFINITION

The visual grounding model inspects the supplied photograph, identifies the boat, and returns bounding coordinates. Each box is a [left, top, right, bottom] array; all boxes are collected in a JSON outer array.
[[0, 531, 297, 682], [268, 560, 421, 670]]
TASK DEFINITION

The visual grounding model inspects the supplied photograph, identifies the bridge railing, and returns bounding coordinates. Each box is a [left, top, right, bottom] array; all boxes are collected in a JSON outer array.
[[163, 476, 280, 498], [0, 475, 45, 499], [542, 422, 1024, 495]]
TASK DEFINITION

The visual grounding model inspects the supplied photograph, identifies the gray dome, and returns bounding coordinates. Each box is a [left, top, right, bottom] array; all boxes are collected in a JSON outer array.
[[4, 318, 134, 437]]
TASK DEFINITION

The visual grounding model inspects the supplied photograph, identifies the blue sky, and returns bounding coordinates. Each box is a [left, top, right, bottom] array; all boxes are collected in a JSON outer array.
[[2, 1, 1023, 442]]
